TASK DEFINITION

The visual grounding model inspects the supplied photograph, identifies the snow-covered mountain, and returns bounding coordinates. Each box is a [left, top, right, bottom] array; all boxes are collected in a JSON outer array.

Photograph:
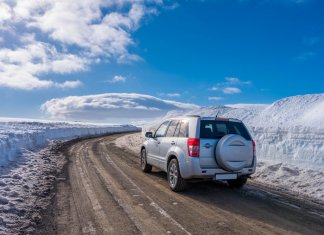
[[249, 93, 324, 127], [164, 93, 324, 128]]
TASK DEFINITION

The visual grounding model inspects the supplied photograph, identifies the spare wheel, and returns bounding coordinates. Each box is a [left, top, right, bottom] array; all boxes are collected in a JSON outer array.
[[215, 134, 253, 171]]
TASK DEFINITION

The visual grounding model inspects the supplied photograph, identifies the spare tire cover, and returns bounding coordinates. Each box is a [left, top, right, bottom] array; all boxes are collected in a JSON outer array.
[[215, 134, 253, 171]]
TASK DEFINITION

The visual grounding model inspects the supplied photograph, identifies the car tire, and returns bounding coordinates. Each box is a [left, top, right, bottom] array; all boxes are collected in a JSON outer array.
[[141, 148, 152, 173], [227, 176, 248, 188], [167, 159, 187, 192]]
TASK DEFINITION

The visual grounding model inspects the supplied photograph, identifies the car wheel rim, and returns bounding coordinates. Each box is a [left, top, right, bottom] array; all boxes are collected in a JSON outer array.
[[169, 163, 178, 188]]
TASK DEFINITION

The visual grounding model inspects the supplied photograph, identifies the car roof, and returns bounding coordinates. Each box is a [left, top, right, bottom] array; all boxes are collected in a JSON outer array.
[[167, 116, 242, 122]]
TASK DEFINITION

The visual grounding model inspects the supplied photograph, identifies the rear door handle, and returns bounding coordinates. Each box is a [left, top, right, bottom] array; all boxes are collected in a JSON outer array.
[[171, 141, 176, 145], [204, 143, 212, 148]]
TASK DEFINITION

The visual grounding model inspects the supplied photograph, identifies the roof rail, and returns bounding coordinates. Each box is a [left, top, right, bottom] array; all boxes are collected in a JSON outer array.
[[185, 115, 200, 118]]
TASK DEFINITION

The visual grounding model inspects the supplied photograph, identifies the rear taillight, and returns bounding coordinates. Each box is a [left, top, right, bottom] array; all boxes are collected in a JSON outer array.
[[187, 138, 200, 157], [252, 140, 256, 157]]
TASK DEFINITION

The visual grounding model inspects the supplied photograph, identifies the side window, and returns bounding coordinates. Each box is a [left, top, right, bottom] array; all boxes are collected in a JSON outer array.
[[165, 121, 179, 137], [178, 121, 189, 138], [154, 121, 170, 138], [174, 121, 181, 137]]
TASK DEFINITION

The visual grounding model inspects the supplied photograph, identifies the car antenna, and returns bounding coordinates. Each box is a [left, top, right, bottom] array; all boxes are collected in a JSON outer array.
[[215, 110, 219, 118]]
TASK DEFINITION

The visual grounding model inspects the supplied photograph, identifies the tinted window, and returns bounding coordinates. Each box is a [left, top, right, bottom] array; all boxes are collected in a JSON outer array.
[[165, 121, 179, 137], [155, 121, 169, 138], [200, 120, 251, 140], [178, 121, 189, 138]]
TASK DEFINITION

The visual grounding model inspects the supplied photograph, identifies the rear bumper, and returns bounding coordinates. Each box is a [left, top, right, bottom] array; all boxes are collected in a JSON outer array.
[[179, 156, 256, 179]]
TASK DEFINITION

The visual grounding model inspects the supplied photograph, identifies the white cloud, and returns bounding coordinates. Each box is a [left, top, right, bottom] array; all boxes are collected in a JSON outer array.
[[51, 55, 88, 74], [0, 38, 88, 89], [11, 0, 157, 59], [223, 87, 241, 94], [210, 86, 241, 94], [163, 2, 180, 10], [160, 93, 181, 97], [0, 0, 167, 90], [167, 93, 181, 97], [210, 77, 249, 95], [0, 2, 12, 29], [208, 96, 224, 101], [41, 93, 200, 121], [225, 77, 251, 85], [55, 80, 83, 89], [210, 87, 220, 91], [108, 75, 127, 83]]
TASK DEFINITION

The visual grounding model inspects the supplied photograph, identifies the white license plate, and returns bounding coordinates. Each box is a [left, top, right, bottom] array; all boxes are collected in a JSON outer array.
[[215, 174, 237, 180]]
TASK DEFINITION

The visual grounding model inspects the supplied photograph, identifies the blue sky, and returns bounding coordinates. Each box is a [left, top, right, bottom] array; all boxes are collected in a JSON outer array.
[[0, 0, 323, 121]]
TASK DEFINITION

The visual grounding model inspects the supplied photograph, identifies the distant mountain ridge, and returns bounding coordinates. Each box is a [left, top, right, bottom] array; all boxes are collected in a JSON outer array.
[[163, 93, 324, 128]]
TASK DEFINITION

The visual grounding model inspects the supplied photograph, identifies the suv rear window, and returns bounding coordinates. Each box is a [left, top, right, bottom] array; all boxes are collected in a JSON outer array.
[[200, 120, 251, 140]]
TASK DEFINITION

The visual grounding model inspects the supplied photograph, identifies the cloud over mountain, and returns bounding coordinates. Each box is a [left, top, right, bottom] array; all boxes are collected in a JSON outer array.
[[41, 93, 199, 121]]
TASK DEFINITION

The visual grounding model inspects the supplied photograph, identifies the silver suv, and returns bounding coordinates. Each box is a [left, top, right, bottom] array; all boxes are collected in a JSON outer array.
[[141, 116, 256, 191]]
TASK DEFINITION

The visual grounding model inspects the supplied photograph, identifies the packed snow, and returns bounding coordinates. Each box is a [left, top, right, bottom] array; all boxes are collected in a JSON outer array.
[[115, 94, 324, 203], [0, 118, 139, 233], [0, 143, 64, 234]]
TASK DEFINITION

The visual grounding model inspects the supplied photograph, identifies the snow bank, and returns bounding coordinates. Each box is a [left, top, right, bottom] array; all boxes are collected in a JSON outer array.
[[115, 132, 145, 154], [152, 94, 324, 170], [250, 126, 324, 169], [254, 160, 324, 202], [0, 118, 139, 233], [0, 118, 139, 166]]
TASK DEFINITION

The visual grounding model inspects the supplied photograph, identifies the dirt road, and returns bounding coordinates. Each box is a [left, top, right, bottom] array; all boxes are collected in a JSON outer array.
[[36, 133, 324, 235]]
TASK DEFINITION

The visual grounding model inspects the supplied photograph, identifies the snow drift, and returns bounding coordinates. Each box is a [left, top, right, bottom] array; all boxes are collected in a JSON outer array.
[[151, 94, 324, 170], [0, 118, 139, 166]]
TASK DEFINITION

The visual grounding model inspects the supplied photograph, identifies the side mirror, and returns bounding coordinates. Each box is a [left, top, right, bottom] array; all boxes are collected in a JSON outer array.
[[145, 131, 153, 138]]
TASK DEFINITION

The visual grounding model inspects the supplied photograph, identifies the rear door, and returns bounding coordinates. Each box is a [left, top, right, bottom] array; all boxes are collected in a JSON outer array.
[[173, 120, 189, 157], [158, 120, 179, 169], [199, 120, 252, 169]]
